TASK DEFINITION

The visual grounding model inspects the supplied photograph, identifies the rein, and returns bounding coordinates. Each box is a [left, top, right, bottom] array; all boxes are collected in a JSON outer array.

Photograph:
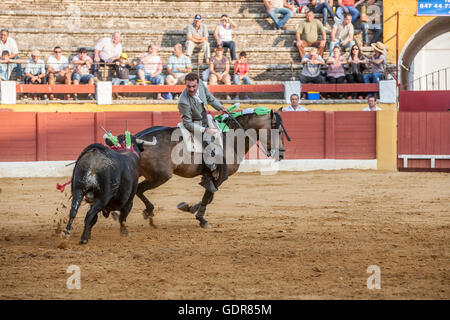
[[225, 112, 271, 158]]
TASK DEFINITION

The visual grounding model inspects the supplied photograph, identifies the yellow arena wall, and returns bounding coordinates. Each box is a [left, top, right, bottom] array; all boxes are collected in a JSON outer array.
[[383, 0, 434, 63]]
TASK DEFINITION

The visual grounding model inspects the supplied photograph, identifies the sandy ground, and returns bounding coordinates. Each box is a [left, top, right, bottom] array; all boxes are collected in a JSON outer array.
[[0, 170, 448, 300]]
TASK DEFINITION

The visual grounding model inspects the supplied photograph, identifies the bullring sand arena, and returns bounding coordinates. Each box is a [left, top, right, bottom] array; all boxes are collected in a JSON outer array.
[[0, 170, 448, 299]]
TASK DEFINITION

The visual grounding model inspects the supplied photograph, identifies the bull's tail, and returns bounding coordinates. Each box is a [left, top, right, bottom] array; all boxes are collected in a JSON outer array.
[[64, 189, 83, 235]]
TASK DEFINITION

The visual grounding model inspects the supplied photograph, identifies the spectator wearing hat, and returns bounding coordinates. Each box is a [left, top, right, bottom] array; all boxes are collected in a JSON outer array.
[[0, 29, 22, 80], [213, 14, 237, 62], [185, 14, 211, 63], [296, 9, 327, 59], [112, 53, 132, 99], [92, 32, 122, 76], [363, 41, 387, 84], [362, 95, 381, 111], [264, 0, 294, 30], [136, 44, 164, 100], [166, 43, 193, 86], [282, 93, 309, 111], [47, 46, 71, 100], [24, 50, 47, 99], [71, 48, 95, 100], [209, 46, 231, 100]]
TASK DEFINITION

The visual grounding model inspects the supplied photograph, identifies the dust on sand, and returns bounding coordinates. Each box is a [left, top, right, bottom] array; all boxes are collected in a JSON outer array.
[[0, 171, 448, 299]]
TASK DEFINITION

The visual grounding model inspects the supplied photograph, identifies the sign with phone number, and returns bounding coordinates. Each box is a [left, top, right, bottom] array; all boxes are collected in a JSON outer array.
[[417, 0, 450, 16]]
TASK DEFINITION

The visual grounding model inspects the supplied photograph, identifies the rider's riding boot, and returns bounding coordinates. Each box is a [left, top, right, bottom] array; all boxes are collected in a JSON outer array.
[[199, 173, 218, 193]]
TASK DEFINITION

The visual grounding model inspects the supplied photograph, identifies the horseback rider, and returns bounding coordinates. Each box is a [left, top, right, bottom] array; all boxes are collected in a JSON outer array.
[[177, 72, 229, 193]]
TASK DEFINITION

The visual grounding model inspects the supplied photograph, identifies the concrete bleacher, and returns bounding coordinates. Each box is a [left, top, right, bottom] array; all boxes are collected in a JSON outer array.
[[1, 0, 387, 100]]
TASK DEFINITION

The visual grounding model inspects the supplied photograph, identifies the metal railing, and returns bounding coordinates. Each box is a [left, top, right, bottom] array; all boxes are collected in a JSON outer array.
[[408, 67, 450, 91]]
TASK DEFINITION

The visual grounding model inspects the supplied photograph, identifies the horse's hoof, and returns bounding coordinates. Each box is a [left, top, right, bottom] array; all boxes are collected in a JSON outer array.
[[61, 230, 70, 238], [79, 239, 88, 245], [120, 228, 130, 237], [200, 221, 211, 229], [177, 202, 190, 212], [142, 210, 149, 219]]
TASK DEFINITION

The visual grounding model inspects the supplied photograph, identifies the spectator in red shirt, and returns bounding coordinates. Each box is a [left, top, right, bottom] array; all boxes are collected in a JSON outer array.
[[335, 0, 360, 24], [233, 51, 251, 100]]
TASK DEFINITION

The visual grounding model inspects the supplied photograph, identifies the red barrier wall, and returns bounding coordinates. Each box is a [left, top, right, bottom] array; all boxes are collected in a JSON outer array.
[[0, 111, 376, 162], [398, 112, 450, 169], [399, 90, 450, 112]]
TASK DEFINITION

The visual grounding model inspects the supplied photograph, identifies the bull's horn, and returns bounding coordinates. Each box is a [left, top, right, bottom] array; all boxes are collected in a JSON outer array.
[[136, 137, 157, 146]]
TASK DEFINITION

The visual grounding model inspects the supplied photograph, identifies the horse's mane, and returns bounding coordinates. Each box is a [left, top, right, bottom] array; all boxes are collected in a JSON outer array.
[[224, 110, 282, 130]]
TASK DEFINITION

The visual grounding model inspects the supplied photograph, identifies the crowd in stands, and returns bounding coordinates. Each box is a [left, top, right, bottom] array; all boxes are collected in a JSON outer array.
[[0, 0, 386, 101]]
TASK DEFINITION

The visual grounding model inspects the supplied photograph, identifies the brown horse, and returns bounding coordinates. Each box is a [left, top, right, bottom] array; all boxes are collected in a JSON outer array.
[[131, 110, 288, 228]]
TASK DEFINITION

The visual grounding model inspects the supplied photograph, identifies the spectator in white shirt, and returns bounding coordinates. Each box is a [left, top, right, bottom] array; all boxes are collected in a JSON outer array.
[[24, 49, 47, 100], [92, 32, 122, 76], [362, 95, 382, 111], [47, 46, 71, 100], [283, 94, 309, 111], [136, 44, 164, 100], [0, 29, 22, 80]]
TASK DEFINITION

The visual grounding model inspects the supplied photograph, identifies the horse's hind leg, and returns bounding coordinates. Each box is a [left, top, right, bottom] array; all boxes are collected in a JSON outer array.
[[195, 190, 214, 228]]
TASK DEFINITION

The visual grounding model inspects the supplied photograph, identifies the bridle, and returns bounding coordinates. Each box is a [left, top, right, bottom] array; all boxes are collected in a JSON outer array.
[[224, 110, 291, 158]]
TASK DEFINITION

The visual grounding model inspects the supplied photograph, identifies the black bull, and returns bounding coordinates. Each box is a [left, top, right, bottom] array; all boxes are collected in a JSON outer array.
[[125, 110, 288, 228], [64, 136, 156, 244]]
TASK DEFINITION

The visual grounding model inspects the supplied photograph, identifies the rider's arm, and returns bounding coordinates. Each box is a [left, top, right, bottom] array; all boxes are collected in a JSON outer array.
[[202, 81, 226, 112]]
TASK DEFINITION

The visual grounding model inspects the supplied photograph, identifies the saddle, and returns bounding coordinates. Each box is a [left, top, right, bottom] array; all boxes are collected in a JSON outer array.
[[177, 114, 223, 153]]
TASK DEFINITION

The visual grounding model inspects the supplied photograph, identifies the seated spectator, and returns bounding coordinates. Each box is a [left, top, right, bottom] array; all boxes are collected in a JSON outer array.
[[136, 44, 164, 100], [0, 29, 22, 80], [346, 44, 369, 99], [326, 46, 347, 99], [296, 9, 326, 59], [0, 50, 10, 81], [71, 47, 95, 100], [233, 51, 251, 100], [362, 95, 381, 111], [312, 0, 335, 31], [358, 0, 383, 46], [290, 0, 311, 14], [214, 14, 237, 62], [335, 0, 360, 24], [299, 47, 325, 85], [330, 14, 355, 55], [24, 50, 47, 100], [363, 41, 387, 84], [282, 93, 309, 111], [166, 43, 193, 85], [209, 46, 231, 100], [264, 0, 294, 30], [186, 14, 211, 63], [47, 46, 71, 100], [112, 53, 131, 99], [93, 32, 122, 77]]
